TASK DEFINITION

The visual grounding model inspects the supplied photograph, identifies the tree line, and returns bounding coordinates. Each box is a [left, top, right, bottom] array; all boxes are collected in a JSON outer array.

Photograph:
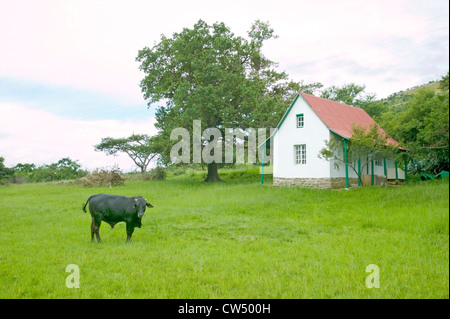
[[0, 157, 87, 184], [371, 73, 449, 174]]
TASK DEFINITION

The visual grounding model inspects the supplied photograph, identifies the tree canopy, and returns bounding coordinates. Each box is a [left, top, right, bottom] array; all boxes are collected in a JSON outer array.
[[94, 134, 159, 174], [380, 87, 449, 173], [320, 83, 376, 108]]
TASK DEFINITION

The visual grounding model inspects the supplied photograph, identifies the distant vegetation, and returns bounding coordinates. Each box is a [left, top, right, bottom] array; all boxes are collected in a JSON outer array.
[[364, 72, 449, 174], [0, 157, 87, 185]]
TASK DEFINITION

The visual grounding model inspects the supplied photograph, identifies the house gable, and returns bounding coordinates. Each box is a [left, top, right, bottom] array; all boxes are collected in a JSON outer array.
[[264, 92, 400, 146], [273, 93, 331, 179]]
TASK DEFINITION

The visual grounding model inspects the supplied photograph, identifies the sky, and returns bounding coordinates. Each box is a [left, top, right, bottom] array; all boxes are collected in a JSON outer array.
[[0, 0, 448, 172]]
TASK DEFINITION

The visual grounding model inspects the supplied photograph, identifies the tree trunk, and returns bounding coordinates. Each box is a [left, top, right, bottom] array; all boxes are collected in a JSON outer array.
[[204, 162, 223, 182]]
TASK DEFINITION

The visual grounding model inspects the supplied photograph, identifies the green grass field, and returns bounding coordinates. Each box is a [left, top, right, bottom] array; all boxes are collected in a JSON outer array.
[[0, 171, 448, 298]]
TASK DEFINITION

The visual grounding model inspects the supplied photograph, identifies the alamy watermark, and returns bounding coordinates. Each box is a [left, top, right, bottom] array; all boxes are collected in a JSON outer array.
[[66, 264, 80, 288], [170, 120, 275, 164], [365, 264, 380, 288]]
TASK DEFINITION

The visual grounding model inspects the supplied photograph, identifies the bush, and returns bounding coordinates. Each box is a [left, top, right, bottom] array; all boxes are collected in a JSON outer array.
[[142, 166, 166, 181], [80, 165, 125, 187], [8, 158, 88, 184], [0, 156, 14, 185]]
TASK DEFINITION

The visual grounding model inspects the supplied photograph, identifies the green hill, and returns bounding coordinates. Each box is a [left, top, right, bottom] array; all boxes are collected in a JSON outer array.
[[379, 80, 443, 113]]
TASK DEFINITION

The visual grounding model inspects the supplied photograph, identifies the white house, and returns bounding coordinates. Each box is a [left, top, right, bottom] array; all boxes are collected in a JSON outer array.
[[261, 92, 406, 188]]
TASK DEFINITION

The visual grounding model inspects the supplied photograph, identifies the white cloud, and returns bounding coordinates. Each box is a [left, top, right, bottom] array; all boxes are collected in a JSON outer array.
[[0, 102, 158, 171]]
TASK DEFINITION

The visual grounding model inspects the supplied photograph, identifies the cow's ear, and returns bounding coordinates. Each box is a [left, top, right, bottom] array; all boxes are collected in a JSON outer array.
[[146, 202, 153, 208]]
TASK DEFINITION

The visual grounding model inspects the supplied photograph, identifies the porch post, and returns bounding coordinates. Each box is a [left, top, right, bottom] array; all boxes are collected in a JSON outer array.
[[404, 153, 408, 182], [358, 157, 361, 186], [366, 156, 369, 174], [261, 148, 265, 185], [394, 160, 398, 180], [371, 159, 374, 186], [344, 139, 349, 188]]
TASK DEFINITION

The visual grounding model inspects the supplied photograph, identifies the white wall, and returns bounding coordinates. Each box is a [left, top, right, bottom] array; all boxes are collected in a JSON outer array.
[[273, 95, 331, 178]]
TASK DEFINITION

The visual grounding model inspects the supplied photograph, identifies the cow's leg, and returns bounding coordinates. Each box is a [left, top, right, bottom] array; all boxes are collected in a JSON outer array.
[[90, 218, 96, 242], [126, 223, 134, 243], [91, 217, 102, 243]]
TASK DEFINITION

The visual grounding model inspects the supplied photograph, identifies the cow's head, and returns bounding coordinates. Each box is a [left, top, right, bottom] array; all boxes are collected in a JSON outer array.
[[134, 196, 153, 218]]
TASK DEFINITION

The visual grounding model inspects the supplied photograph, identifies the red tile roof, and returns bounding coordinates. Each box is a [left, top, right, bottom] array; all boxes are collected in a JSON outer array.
[[299, 92, 400, 146]]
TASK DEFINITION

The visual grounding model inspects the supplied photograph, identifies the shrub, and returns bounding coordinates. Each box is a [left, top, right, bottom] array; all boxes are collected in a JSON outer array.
[[80, 165, 125, 187], [8, 158, 87, 184]]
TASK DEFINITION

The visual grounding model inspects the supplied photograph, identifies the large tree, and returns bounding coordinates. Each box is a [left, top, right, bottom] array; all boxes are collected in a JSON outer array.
[[136, 20, 320, 182], [320, 83, 376, 109]]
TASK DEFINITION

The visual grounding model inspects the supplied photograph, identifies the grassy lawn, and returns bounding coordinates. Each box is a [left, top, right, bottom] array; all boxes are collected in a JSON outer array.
[[0, 171, 448, 298]]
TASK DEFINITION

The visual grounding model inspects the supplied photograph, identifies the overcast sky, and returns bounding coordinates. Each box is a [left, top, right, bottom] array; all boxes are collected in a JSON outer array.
[[0, 0, 448, 171]]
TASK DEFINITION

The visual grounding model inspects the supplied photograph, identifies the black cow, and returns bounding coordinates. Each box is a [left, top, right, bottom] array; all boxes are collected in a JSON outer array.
[[82, 194, 153, 243]]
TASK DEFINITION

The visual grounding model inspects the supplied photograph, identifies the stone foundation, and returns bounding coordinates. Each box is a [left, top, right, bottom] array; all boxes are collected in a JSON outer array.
[[273, 177, 363, 189]]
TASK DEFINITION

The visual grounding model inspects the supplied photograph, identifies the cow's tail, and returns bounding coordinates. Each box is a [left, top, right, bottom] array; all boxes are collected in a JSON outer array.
[[82, 195, 97, 213]]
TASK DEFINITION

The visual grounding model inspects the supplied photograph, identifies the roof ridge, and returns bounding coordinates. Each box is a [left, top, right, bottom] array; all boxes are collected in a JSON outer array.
[[299, 91, 363, 111]]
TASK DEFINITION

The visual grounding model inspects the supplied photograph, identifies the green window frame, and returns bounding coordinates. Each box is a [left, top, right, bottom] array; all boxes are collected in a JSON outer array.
[[296, 114, 304, 128]]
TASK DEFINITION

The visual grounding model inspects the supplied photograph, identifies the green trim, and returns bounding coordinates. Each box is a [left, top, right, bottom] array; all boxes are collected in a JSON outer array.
[[366, 156, 369, 174], [358, 158, 361, 186], [296, 113, 304, 128], [276, 94, 300, 130], [257, 94, 300, 149], [394, 160, 398, 180], [258, 93, 353, 149], [329, 129, 350, 140], [261, 151, 265, 185], [259, 93, 340, 148], [371, 160, 374, 186], [383, 158, 387, 178], [404, 154, 408, 182], [343, 139, 349, 188]]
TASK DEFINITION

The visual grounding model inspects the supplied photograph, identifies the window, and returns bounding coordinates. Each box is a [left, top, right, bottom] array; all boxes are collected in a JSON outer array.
[[296, 114, 304, 128], [294, 144, 306, 164], [375, 158, 382, 166]]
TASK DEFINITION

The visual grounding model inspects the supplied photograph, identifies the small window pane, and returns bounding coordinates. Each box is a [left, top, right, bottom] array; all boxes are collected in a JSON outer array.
[[297, 114, 304, 128], [294, 145, 306, 164]]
